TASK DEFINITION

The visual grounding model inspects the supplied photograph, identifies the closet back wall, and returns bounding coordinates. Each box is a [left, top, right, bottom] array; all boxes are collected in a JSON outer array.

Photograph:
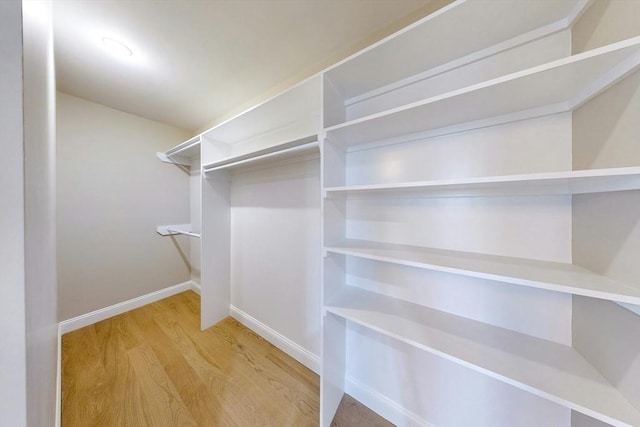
[[57, 93, 192, 320]]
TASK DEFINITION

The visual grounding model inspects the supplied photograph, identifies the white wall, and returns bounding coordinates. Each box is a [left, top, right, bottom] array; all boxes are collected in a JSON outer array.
[[0, 1, 28, 424], [230, 158, 322, 360], [57, 93, 192, 320], [0, 1, 58, 425]]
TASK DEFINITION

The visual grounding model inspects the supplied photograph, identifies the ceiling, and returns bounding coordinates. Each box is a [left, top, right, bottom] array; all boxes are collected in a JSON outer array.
[[53, 0, 442, 133]]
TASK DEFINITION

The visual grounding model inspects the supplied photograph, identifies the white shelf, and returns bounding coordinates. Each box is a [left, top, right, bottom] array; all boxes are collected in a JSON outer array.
[[325, 167, 640, 198], [157, 135, 200, 165], [325, 0, 589, 102], [202, 135, 318, 174], [156, 224, 201, 238], [325, 286, 640, 427], [325, 37, 640, 146], [325, 240, 640, 305]]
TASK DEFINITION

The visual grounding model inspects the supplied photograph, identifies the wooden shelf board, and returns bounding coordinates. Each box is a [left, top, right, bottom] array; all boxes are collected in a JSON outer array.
[[203, 135, 318, 173], [325, 240, 640, 305], [325, 286, 640, 427], [325, 0, 588, 101], [326, 37, 640, 147], [324, 167, 640, 198]]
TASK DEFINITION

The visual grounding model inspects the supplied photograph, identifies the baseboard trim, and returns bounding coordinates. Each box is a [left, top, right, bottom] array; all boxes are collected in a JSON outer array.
[[345, 376, 433, 427], [190, 281, 201, 295], [229, 305, 320, 374], [58, 281, 194, 334], [55, 324, 62, 427]]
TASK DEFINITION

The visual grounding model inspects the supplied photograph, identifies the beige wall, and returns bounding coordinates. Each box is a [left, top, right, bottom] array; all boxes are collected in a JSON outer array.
[[57, 92, 192, 320]]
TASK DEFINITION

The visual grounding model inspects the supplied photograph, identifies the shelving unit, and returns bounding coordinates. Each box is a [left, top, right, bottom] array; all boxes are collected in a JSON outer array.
[[153, 1, 639, 425], [320, 1, 639, 426], [156, 224, 201, 238], [325, 37, 639, 147], [324, 286, 640, 427], [324, 166, 640, 198], [325, 239, 640, 305], [156, 135, 201, 165], [199, 75, 322, 332], [324, 0, 592, 123]]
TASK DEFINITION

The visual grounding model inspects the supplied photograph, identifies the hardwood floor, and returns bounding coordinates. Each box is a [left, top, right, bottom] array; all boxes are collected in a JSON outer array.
[[61, 291, 393, 426]]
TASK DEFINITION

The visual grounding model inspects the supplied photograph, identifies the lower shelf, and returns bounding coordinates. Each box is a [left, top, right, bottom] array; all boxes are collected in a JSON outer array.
[[325, 286, 640, 427]]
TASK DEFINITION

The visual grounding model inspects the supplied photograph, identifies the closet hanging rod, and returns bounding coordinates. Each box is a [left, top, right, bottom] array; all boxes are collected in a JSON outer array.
[[203, 136, 318, 174]]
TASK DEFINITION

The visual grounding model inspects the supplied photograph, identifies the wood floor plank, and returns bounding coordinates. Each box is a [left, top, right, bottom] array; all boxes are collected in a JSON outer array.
[[62, 291, 394, 427]]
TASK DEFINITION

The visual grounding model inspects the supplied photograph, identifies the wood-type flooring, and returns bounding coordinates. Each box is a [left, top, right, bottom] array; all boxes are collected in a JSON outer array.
[[61, 291, 393, 426]]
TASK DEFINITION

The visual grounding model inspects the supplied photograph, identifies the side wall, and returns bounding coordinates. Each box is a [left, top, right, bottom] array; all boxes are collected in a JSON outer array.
[[0, 1, 28, 424], [57, 93, 192, 320], [0, 1, 59, 425], [23, 2, 59, 424]]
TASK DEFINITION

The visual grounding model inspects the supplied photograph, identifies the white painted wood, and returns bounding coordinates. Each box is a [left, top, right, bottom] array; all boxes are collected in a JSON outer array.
[[345, 113, 572, 186], [230, 305, 320, 374], [190, 160, 202, 286], [58, 281, 193, 334], [346, 30, 572, 123], [347, 195, 572, 263], [326, 286, 640, 427], [200, 170, 231, 329], [345, 256, 572, 345], [573, 297, 640, 414], [156, 136, 201, 165], [202, 136, 318, 173], [326, 38, 640, 147], [156, 224, 201, 238], [320, 312, 346, 427], [21, 2, 59, 424], [324, 0, 589, 102], [325, 167, 640, 198], [166, 135, 200, 157], [200, 75, 321, 165], [344, 322, 570, 427], [326, 239, 640, 305]]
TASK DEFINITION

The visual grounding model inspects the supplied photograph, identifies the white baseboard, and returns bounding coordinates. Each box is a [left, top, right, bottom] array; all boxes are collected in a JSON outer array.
[[190, 281, 201, 295], [229, 305, 320, 374], [55, 324, 61, 427], [345, 376, 433, 427], [58, 281, 194, 334]]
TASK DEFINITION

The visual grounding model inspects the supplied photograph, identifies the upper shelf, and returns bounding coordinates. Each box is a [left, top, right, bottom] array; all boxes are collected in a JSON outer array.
[[157, 135, 201, 165], [324, 167, 640, 198], [325, 0, 590, 102], [325, 37, 640, 146], [325, 286, 640, 427], [325, 239, 640, 305], [203, 135, 318, 174]]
